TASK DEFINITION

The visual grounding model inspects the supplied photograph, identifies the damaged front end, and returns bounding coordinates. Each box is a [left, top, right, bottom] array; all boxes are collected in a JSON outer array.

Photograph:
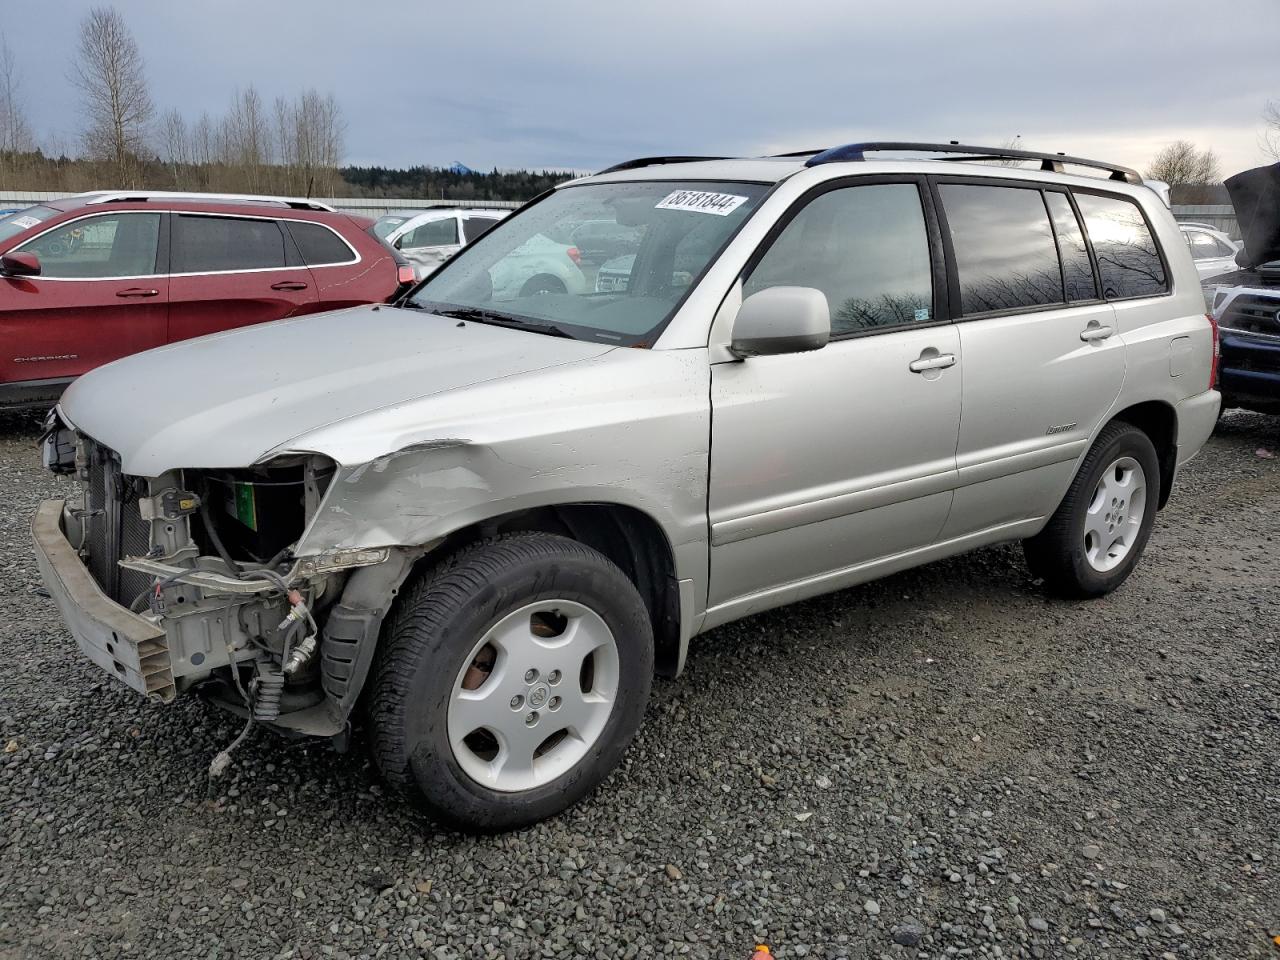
[[34, 413, 418, 746]]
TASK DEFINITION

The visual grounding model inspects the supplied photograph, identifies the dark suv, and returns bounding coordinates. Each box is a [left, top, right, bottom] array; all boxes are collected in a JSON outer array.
[[0, 191, 412, 408]]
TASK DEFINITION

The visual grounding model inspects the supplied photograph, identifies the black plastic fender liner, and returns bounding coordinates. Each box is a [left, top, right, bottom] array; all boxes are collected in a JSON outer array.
[[320, 603, 384, 717], [318, 545, 429, 721], [1225, 162, 1280, 269]]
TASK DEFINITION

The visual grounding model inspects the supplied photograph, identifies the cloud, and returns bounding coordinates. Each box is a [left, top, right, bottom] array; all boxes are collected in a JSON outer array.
[[7, 0, 1278, 176]]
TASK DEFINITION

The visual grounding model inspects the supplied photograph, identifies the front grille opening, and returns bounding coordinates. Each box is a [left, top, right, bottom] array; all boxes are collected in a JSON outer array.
[[192, 465, 315, 566]]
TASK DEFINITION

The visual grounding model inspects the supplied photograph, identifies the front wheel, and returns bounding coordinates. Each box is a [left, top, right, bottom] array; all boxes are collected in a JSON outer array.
[[1023, 422, 1160, 598], [368, 533, 653, 831]]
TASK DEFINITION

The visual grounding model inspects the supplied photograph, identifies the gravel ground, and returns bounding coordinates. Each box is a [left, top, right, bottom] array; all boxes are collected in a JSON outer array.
[[1, 408, 1277, 960]]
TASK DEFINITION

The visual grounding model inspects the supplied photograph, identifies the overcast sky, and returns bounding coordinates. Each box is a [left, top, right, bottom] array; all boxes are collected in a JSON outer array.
[[8, 0, 1279, 178]]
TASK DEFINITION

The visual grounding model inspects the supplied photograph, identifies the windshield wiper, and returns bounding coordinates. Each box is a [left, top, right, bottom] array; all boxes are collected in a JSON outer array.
[[431, 306, 577, 340]]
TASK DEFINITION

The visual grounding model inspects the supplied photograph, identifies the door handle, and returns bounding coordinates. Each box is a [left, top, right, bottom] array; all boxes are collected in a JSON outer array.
[[270, 280, 309, 291], [908, 352, 957, 373], [1080, 323, 1114, 342], [116, 287, 159, 298]]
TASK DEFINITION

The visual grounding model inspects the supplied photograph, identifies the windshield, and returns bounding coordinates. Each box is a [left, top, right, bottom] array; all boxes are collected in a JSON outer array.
[[0, 205, 59, 244], [373, 214, 410, 239], [407, 180, 769, 344]]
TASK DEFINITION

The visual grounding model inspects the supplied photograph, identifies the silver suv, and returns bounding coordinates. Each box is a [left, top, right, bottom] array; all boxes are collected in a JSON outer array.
[[34, 142, 1220, 830]]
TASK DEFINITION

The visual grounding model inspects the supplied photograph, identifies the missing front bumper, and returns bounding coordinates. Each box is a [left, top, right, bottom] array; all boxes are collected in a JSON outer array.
[[31, 499, 176, 702]]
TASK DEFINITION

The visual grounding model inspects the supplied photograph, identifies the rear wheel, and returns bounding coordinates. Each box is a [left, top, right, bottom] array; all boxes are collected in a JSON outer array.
[[1023, 422, 1160, 598], [368, 533, 653, 831]]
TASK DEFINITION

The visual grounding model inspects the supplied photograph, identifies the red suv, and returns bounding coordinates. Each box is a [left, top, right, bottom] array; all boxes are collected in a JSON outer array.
[[0, 191, 413, 408]]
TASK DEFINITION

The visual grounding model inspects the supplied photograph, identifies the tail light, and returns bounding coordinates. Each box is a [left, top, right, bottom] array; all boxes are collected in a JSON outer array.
[[397, 265, 417, 286], [566, 246, 582, 266], [1206, 312, 1220, 390]]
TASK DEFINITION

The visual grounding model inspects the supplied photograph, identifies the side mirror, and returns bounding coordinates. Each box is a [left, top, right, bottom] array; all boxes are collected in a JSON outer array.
[[730, 286, 830, 358], [1, 251, 40, 277]]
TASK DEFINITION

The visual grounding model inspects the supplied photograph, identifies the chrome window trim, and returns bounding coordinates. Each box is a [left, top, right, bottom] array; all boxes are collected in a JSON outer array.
[[13, 209, 165, 281], [12, 208, 361, 282], [172, 210, 360, 272]]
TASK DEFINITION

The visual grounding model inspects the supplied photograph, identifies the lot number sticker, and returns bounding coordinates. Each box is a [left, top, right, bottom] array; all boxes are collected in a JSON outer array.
[[655, 190, 748, 216], [9, 215, 40, 229]]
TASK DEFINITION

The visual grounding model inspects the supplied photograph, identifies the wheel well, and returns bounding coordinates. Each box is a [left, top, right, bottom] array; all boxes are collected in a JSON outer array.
[[434, 503, 682, 677], [1111, 401, 1177, 508]]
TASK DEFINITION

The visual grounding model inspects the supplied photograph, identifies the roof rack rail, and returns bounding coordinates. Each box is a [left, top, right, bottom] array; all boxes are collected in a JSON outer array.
[[803, 141, 1143, 184], [596, 155, 730, 175], [75, 190, 336, 212]]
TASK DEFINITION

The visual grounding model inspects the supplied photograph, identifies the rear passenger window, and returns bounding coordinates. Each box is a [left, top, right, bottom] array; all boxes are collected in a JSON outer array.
[[1186, 230, 1232, 260], [400, 217, 458, 249], [940, 184, 1062, 314], [287, 221, 356, 265], [173, 216, 286, 272], [745, 183, 934, 335], [1074, 194, 1167, 299], [1045, 193, 1098, 302]]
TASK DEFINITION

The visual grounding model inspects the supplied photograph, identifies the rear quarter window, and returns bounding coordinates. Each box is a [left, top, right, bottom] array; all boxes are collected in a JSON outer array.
[[1074, 193, 1168, 299], [287, 221, 357, 266]]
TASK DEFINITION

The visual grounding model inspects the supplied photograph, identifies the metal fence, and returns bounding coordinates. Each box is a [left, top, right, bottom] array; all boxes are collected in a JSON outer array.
[[0, 190, 524, 216], [0, 190, 1243, 239]]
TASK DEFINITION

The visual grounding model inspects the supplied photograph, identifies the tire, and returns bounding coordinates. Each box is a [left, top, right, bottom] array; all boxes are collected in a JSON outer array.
[[1023, 421, 1160, 599], [519, 274, 566, 297], [368, 532, 653, 831]]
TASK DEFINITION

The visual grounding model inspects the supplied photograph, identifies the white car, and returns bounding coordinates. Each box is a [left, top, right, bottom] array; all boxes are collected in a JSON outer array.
[[1179, 221, 1239, 280], [371, 210, 431, 240], [488, 233, 589, 299], [386, 208, 510, 279]]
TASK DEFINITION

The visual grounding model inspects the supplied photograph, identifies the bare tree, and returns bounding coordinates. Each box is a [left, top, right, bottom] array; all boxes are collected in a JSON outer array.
[[993, 134, 1027, 167], [279, 89, 344, 195], [222, 86, 272, 190], [1263, 100, 1280, 161], [191, 112, 215, 166], [0, 31, 33, 154], [1145, 140, 1219, 187], [273, 95, 294, 190], [70, 6, 153, 183], [159, 107, 188, 185]]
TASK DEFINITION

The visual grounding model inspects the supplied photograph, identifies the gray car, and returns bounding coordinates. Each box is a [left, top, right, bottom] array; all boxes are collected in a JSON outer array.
[[33, 142, 1220, 830]]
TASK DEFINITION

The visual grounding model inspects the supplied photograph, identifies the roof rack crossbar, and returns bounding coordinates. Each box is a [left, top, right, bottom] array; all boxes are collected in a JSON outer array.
[[76, 190, 336, 212], [803, 142, 1142, 184], [596, 155, 730, 175]]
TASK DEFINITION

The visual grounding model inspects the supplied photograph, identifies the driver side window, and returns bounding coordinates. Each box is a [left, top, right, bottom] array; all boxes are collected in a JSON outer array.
[[17, 212, 161, 279], [745, 183, 934, 336]]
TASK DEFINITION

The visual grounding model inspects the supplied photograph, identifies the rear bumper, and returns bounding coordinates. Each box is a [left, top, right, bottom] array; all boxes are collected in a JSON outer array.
[[1174, 390, 1221, 468], [31, 499, 176, 702]]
